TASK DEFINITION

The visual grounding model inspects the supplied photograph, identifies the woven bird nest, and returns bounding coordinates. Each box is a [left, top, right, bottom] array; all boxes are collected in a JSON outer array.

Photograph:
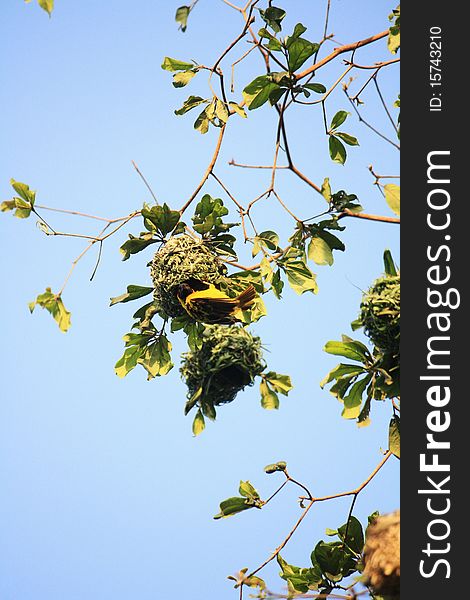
[[149, 235, 227, 318], [363, 511, 400, 599], [359, 275, 400, 355], [180, 325, 265, 407]]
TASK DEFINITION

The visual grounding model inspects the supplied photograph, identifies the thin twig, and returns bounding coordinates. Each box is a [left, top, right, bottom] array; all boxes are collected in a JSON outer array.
[[132, 160, 159, 205]]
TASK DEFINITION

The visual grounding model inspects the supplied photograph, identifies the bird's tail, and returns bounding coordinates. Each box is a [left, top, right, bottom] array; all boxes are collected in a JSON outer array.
[[236, 285, 257, 310]]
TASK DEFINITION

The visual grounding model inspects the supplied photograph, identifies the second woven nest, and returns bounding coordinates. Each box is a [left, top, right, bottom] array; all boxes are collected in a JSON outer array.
[[180, 325, 265, 407]]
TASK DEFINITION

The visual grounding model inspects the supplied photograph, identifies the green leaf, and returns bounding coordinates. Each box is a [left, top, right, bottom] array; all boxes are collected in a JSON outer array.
[[287, 38, 318, 72], [192, 409, 205, 436], [258, 28, 283, 51], [342, 375, 371, 420], [330, 111, 349, 130], [141, 203, 180, 236], [119, 233, 158, 261], [138, 335, 173, 379], [172, 69, 197, 88], [174, 95, 207, 115], [338, 516, 364, 554], [215, 99, 229, 123], [264, 372, 292, 396], [329, 136, 347, 165], [384, 183, 400, 215], [194, 108, 210, 134], [284, 260, 318, 295], [260, 380, 279, 410], [214, 496, 254, 519], [242, 76, 280, 110], [201, 399, 217, 421], [335, 132, 359, 146], [389, 415, 400, 458], [228, 102, 247, 118], [323, 340, 370, 362], [114, 345, 143, 378], [383, 249, 398, 276], [29, 288, 71, 332], [258, 6, 286, 33], [10, 179, 36, 205], [264, 461, 287, 474], [110, 285, 153, 306], [320, 363, 366, 388], [161, 57, 195, 72], [239, 480, 260, 500], [304, 83, 326, 94], [308, 237, 333, 266], [175, 5, 190, 32], [321, 177, 332, 202], [314, 541, 345, 579], [0, 200, 17, 213], [38, 0, 53, 16], [243, 575, 266, 591], [257, 230, 279, 251]]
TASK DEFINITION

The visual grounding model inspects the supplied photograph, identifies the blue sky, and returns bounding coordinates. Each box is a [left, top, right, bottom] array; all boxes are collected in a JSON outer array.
[[1, 2, 399, 599]]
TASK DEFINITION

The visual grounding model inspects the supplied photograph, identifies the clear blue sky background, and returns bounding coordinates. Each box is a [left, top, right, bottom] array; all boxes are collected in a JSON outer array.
[[1, 2, 399, 599]]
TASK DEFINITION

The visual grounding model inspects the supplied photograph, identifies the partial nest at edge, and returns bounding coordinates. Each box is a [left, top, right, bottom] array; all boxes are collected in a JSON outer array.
[[360, 274, 400, 356], [363, 510, 400, 600]]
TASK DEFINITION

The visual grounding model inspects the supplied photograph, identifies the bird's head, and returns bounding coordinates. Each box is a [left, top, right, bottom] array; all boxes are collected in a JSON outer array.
[[176, 282, 194, 301]]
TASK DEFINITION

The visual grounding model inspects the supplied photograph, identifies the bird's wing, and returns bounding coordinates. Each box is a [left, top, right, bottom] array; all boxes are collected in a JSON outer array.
[[187, 295, 238, 321]]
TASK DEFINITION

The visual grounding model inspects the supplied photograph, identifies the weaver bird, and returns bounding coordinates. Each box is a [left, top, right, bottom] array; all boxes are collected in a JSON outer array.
[[176, 278, 257, 324]]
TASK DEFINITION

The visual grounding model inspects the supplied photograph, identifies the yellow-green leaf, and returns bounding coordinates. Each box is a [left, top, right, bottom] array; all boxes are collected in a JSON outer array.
[[192, 409, 205, 435], [308, 237, 334, 266], [384, 184, 400, 215], [38, 0, 54, 16], [260, 380, 279, 409]]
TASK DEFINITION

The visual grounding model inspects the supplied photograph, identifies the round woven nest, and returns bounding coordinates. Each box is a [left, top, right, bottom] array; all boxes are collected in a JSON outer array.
[[180, 325, 265, 406], [149, 235, 227, 318], [359, 275, 400, 355]]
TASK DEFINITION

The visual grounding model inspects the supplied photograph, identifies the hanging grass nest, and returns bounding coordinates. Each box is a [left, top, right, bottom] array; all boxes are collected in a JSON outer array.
[[363, 511, 400, 600], [359, 274, 400, 356], [150, 235, 227, 318], [180, 325, 265, 408]]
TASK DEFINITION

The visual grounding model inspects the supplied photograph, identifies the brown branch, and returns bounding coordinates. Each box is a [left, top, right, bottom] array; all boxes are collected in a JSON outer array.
[[179, 125, 226, 215], [295, 30, 389, 80], [345, 57, 400, 70], [338, 209, 399, 224], [229, 160, 289, 170], [245, 451, 392, 582]]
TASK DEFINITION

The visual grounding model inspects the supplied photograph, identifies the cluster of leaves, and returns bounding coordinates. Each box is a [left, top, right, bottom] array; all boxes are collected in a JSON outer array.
[[245, 18, 321, 109], [277, 514, 377, 597], [192, 194, 238, 259], [113, 295, 173, 381], [120, 202, 183, 261], [321, 251, 400, 440], [29, 288, 71, 332], [327, 111, 359, 166], [161, 57, 247, 134], [1, 179, 37, 220], [24, 0, 53, 17]]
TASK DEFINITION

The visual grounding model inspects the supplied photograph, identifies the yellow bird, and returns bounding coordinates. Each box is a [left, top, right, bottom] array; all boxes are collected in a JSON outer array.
[[176, 278, 256, 324]]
